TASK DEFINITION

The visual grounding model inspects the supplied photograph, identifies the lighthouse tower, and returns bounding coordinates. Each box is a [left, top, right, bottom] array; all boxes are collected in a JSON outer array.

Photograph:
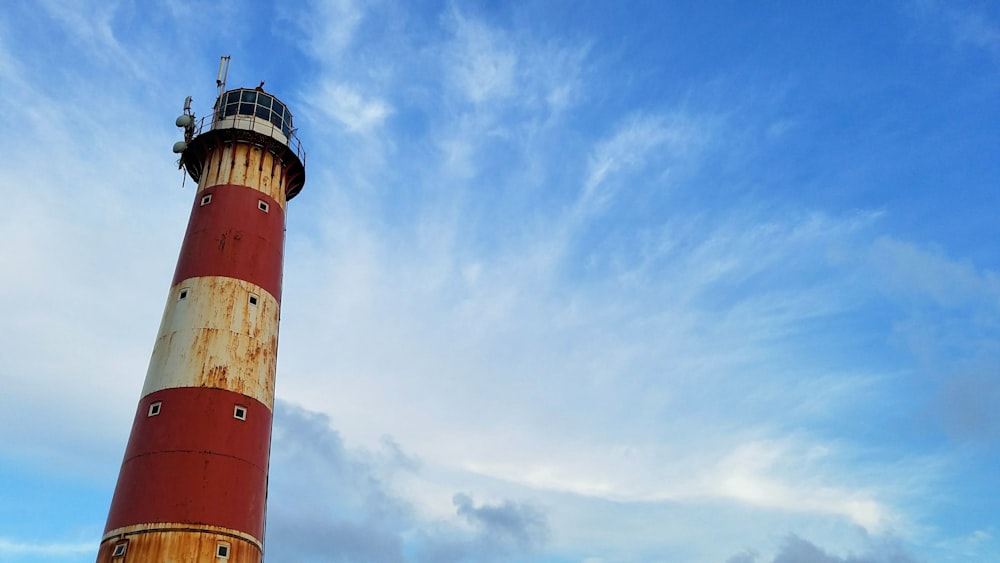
[[98, 59, 305, 562]]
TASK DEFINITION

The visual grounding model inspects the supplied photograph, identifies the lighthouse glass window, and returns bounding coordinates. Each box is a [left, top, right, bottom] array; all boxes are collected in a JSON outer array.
[[218, 89, 294, 138], [239, 90, 256, 115]]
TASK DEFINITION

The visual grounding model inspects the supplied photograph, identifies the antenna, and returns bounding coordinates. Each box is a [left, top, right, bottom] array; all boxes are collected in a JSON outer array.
[[174, 95, 196, 156], [216, 55, 231, 97]]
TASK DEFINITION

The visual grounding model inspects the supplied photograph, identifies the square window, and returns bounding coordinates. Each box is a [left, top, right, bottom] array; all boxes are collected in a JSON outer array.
[[216, 542, 230, 559], [249, 294, 259, 306], [148, 402, 162, 417], [258, 200, 269, 213], [200, 194, 212, 206], [112, 542, 127, 557], [179, 288, 189, 300], [234, 405, 247, 420]]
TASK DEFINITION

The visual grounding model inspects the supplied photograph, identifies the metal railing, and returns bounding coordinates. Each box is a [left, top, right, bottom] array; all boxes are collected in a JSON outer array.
[[188, 113, 306, 167]]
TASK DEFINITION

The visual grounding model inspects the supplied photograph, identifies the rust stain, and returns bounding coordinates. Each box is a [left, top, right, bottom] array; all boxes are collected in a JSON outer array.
[[205, 364, 229, 387], [97, 527, 261, 563], [198, 140, 290, 207], [145, 276, 280, 405]]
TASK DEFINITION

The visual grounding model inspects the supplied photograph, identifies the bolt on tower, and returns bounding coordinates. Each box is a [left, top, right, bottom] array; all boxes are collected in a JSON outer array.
[[98, 58, 305, 562]]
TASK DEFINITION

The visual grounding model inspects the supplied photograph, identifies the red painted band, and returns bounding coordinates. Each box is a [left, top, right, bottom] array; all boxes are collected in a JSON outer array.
[[172, 184, 285, 300], [104, 387, 272, 539]]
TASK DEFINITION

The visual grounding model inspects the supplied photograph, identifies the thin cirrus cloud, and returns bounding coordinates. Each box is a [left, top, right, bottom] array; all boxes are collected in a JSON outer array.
[[0, 539, 94, 558], [307, 79, 393, 132], [274, 4, 961, 560]]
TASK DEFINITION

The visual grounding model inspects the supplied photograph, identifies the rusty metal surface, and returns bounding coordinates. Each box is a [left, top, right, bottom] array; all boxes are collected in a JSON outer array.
[[173, 184, 285, 299], [103, 522, 262, 549], [182, 131, 305, 201], [143, 276, 279, 406], [98, 523, 261, 562], [196, 140, 293, 207], [105, 388, 269, 537]]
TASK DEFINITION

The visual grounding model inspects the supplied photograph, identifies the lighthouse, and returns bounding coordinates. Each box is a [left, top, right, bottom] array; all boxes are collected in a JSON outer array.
[[97, 58, 305, 562]]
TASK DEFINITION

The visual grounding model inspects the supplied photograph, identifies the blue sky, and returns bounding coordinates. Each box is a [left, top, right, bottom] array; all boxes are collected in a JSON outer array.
[[2, 1, 999, 562]]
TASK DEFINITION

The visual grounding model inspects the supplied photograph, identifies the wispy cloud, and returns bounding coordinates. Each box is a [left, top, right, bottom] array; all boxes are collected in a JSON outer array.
[[0, 538, 93, 556], [281, 0, 365, 62], [445, 11, 518, 105], [307, 79, 393, 132], [280, 56, 930, 545], [37, 0, 124, 59], [575, 112, 712, 221], [711, 440, 890, 530], [443, 7, 587, 118], [868, 237, 1000, 311]]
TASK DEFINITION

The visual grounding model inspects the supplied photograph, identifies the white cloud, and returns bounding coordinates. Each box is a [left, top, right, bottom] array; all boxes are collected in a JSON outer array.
[[576, 112, 708, 220], [712, 440, 889, 531], [308, 79, 393, 132], [282, 0, 365, 62], [868, 237, 1000, 311], [0, 538, 93, 556], [266, 401, 550, 562], [278, 132, 924, 548], [439, 6, 587, 124], [38, 0, 122, 56], [445, 10, 518, 104]]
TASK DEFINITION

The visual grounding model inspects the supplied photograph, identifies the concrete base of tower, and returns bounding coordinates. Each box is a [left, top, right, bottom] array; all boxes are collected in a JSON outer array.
[[97, 523, 262, 562]]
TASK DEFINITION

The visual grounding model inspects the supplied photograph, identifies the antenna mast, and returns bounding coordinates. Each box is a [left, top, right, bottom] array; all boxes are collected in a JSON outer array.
[[216, 55, 231, 98]]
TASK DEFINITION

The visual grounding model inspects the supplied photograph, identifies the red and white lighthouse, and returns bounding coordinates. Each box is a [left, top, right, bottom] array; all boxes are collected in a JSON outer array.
[[98, 59, 305, 562]]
